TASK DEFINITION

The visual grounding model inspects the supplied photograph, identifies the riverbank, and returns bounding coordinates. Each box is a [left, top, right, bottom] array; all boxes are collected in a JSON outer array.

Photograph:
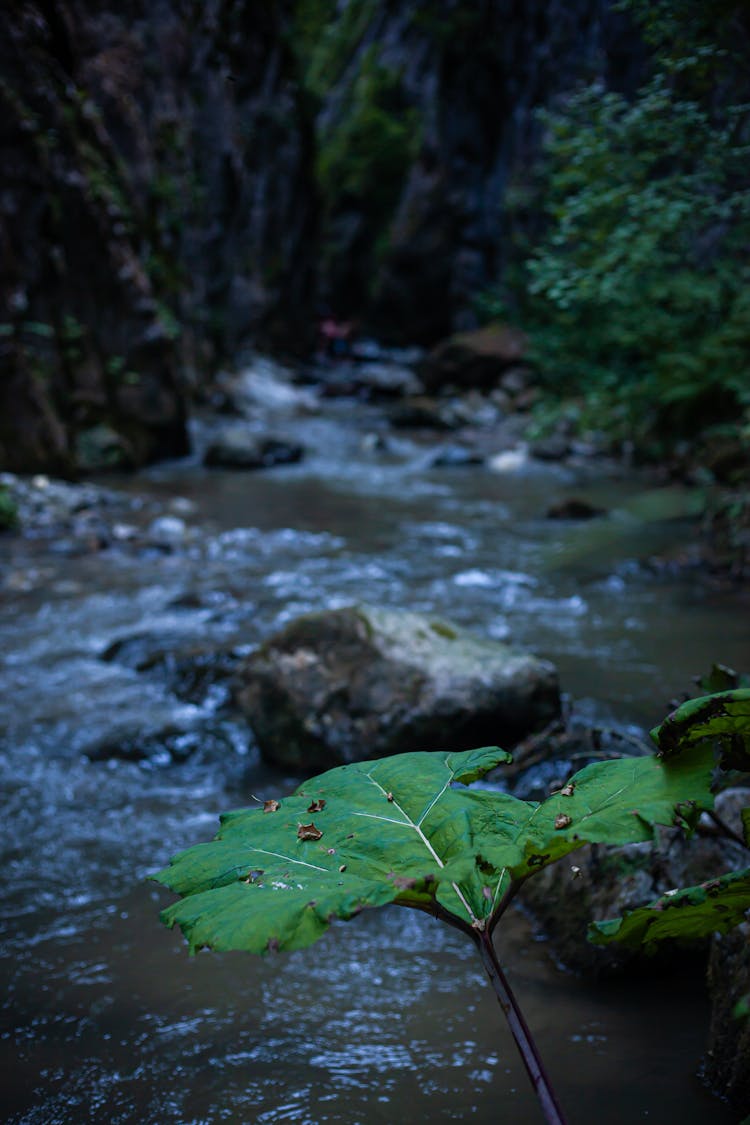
[[3, 342, 747, 584]]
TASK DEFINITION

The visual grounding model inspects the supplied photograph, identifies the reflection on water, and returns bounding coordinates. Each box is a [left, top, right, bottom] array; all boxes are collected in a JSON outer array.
[[1, 886, 728, 1124], [0, 411, 746, 1123]]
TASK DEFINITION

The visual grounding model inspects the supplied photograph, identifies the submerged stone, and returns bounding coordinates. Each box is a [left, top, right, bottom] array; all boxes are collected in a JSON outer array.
[[102, 631, 240, 708], [429, 444, 484, 468]]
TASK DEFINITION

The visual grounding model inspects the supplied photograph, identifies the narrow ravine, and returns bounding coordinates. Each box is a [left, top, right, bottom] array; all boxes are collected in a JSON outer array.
[[0, 392, 745, 1124]]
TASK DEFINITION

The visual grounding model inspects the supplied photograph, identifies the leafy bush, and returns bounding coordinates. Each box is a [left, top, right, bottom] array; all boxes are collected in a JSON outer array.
[[525, 79, 749, 437], [495, 1, 750, 453]]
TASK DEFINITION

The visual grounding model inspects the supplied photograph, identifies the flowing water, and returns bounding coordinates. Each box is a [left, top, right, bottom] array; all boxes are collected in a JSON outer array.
[[1, 399, 747, 1123]]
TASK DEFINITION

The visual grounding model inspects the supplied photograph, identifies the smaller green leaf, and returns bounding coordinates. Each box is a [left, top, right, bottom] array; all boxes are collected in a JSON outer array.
[[443, 745, 715, 917], [483, 744, 715, 885], [697, 663, 744, 695], [651, 689, 750, 769], [588, 867, 750, 952]]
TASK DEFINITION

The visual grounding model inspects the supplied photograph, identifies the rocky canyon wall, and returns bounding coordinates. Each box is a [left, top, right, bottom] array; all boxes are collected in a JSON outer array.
[[309, 0, 641, 343], [1, 0, 640, 473], [0, 0, 317, 474]]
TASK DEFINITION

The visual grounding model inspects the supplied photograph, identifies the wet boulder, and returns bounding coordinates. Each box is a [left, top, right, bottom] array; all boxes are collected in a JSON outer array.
[[530, 436, 571, 463], [349, 362, 424, 399], [237, 604, 560, 771], [203, 426, 304, 469], [146, 516, 190, 548], [83, 720, 238, 764], [102, 631, 241, 708], [388, 396, 462, 430], [418, 326, 527, 394]]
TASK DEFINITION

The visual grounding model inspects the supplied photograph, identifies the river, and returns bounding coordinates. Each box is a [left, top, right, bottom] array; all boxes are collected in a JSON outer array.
[[0, 395, 746, 1123]]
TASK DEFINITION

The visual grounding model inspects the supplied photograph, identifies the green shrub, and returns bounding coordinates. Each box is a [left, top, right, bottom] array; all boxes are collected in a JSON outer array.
[[494, 1, 750, 453]]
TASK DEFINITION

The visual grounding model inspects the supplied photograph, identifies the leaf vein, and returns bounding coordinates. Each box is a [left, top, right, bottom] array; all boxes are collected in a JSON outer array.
[[363, 767, 478, 924]]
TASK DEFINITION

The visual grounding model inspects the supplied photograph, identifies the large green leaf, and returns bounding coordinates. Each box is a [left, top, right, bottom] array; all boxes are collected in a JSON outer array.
[[154, 744, 715, 954], [155, 746, 511, 952], [588, 868, 750, 952], [651, 689, 750, 768]]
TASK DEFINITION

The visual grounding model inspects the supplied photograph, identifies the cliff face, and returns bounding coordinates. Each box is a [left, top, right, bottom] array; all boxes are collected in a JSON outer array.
[[309, 0, 641, 343], [1, 0, 640, 473], [0, 0, 317, 475]]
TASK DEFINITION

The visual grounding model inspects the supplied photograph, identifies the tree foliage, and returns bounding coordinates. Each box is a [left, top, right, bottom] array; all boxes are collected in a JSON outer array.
[[293, 0, 421, 310], [499, 0, 750, 451], [315, 49, 421, 225]]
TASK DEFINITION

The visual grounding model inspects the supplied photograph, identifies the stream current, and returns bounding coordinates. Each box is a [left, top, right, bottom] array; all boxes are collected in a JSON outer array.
[[0, 399, 747, 1123]]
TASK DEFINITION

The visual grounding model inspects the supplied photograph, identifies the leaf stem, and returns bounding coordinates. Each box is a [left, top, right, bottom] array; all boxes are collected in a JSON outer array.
[[363, 769, 480, 925], [489, 877, 522, 933], [474, 929, 568, 1125]]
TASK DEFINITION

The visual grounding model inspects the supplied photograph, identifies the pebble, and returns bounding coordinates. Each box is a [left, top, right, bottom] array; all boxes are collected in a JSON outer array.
[[148, 516, 188, 544]]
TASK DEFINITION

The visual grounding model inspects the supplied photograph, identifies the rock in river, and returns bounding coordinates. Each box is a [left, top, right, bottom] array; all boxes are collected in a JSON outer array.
[[429, 443, 484, 468], [418, 325, 527, 394], [237, 604, 560, 771], [204, 426, 304, 469]]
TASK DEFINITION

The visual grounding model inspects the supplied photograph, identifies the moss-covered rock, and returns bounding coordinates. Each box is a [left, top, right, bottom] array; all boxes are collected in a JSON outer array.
[[237, 603, 560, 770], [74, 424, 136, 473]]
